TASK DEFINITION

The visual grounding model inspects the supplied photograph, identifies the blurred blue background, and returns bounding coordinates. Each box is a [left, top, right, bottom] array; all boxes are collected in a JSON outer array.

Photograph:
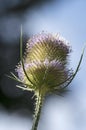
[[0, 0, 86, 130]]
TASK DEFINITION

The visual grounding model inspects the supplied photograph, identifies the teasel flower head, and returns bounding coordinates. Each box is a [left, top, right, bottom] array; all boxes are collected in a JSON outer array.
[[13, 32, 70, 96], [8, 30, 85, 97], [8, 30, 83, 98]]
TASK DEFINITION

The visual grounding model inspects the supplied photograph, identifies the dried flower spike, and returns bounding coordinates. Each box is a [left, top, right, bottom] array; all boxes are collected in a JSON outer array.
[[8, 27, 85, 130]]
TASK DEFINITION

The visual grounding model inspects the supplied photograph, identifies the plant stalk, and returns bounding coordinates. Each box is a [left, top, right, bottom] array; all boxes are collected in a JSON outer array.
[[31, 94, 43, 130]]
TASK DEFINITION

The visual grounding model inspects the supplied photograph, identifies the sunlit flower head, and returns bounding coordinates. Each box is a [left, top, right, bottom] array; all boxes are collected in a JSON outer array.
[[15, 32, 74, 96]]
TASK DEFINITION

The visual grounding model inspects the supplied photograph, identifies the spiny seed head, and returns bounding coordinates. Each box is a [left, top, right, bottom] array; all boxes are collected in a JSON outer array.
[[25, 32, 71, 65], [16, 32, 72, 96]]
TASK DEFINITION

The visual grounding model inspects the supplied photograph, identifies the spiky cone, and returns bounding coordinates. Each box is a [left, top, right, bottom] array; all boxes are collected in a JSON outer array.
[[10, 30, 85, 130], [16, 32, 73, 96]]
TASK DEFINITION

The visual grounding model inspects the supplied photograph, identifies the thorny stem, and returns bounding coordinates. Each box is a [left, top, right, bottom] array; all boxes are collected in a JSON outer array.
[[31, 93, 43, 130]]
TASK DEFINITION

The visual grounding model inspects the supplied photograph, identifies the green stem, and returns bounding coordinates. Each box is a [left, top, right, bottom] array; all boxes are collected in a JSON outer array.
[[31, 94, 43, 130]]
